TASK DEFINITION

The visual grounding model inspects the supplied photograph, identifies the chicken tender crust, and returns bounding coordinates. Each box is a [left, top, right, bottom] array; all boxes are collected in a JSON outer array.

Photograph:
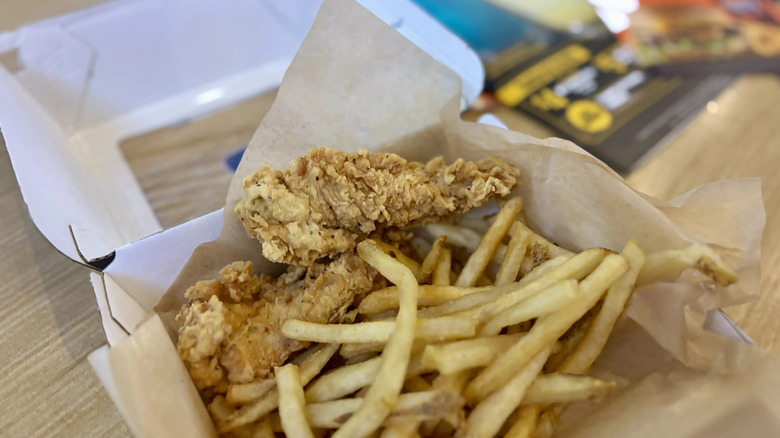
[[176, 254, 378, 392], [235, 147, 519, 265]]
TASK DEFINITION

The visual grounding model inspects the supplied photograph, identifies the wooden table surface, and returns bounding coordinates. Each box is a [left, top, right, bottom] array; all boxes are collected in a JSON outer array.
[[1, 2, 778, 437]]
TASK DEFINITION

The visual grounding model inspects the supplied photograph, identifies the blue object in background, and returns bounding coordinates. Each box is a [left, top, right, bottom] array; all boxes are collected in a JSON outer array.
[[225, 146, 246, 172]]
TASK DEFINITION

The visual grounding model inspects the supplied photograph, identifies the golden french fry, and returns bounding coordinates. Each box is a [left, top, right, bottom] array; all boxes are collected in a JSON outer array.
[[276, 364, 315, 438], [358, 285, 485, 315], [371, 238, 422, 280], [207, 396, 234, 424], [457, 197, 523, 287], [559, 240, 646, 374], [403, 375, 433, 392], [522, 373, 615, 405], [637, 244, 737, 286], [419, 236, 448, 284], [226, 379, 276, 406], [282, 316, 475, 344], [534, 404, 565, 438], [479, 280, 579, 336], [307, 390, 464, 429], [544, 311, 595, 373], [219, 343, 339, 432], [254, 417, 274, 438], [306, 352, 431, 403], [380, 422, 420, 438], [434, 247, 453, 286], [419, 249, 605, 320], [332, 240, 419, 438], [464, 254, 628, 404], [496, 222, 531, 285], [424, 223, 507, 264], [463, 347, 552, 438], [339, 340, 427, 361], [421, 333, 524, 375], [505, 404, 540, 438]]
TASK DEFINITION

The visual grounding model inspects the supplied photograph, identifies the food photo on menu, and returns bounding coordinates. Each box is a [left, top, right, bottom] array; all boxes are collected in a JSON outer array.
[[1, 0, 779, 437]]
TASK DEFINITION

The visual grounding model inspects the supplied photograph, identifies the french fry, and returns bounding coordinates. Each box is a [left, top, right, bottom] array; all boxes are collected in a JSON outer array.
[[282, 316, 475, 344], [457, 197, 524, 287], [404, 375, 433, 392], [332, 240, 419, 438], [505, 404, 540, 438], [421, 333, 524, 375], [226, 379, 276, 406], [340, 339, 428, 360], [559, 240, 646, 374], [307, 390, 464, 429], [419, 249, 605, 320], [463, 347, 552, 438], [518, 255, 570, 283], [522, 373, 615, 405], [219, 343, 339, 432], [463, 254, 628, 404], [371, 238, 422, 280], [419, 236, 448, 284], [479, 279, 579, 336], [254, 417, 275, 438], [637, 244, 737, 286], [434, 247, 453, 286], [358, 285, 485, 315], [380, 422, 420, 438], [495, 222, 531, 285], [544, 311, 595, 373], [425, 223, 507, 265], [306, 352, 431, 403], [207, 396, 234, 424], [275, 364, 315, 438]]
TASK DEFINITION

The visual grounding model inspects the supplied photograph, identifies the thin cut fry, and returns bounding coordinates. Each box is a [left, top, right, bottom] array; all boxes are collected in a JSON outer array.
[[457, 197, 523, 287], [219, 343, 339, 432], [505, 404, 540, 438], [282, 316, 475, 344], [306, 352, 431, 403], [637, 244, 737, 286], [523, 373, 615, 404], [463, 347, 552, 438], [226, 379, 276, 406], [421, 333, 524, 375], [371, 238, 422, 280], [254, 417, 274, 438], [358, 285, 485, 315], [332, 240, 419, 438], [464, 254, 628, 404], [419, 236, 448, 284], [425, 223, 507, 264], [559, 240, 646, 374], [307, 390, 464, 429], [479, 280, 579, 336], [275, 364, 315, 438], [434, 247, 453, 286], [495, 222, 531, 285], [419, 249, 605, 319], [380, 422, 420, 438]]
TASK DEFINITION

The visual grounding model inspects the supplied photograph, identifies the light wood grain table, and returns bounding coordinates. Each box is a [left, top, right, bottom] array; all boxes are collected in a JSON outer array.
[[1, 2, 778, 437]]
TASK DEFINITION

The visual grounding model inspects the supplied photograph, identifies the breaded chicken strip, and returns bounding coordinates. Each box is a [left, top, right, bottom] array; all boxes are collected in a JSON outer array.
[[235, 147, 519, 265], [176, 252, 379, 392]]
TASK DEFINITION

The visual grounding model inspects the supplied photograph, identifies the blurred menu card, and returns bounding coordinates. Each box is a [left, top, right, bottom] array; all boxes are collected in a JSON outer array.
[[413, 0, 734, 171]]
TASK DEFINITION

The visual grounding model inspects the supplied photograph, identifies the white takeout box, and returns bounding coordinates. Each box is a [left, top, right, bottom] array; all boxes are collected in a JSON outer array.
[[0, 0, 754, 435], [0, 0, 485, 346]]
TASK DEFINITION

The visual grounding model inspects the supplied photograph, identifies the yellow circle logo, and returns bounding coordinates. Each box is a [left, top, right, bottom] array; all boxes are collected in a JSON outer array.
[[565, 100, 613, 134]]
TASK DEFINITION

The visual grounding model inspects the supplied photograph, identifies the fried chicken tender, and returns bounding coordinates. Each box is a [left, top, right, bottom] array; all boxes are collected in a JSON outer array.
[[176, 253, 378, 392], [235, 147, 519, 265]]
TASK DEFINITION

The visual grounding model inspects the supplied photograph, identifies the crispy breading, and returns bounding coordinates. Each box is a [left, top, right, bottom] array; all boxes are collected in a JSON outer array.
[[235, 147, 519, 265], [176, 253, 378, 392]]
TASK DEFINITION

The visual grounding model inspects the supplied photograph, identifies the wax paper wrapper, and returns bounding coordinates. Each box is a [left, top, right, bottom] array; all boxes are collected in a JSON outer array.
[[103, 0, 778, 436]]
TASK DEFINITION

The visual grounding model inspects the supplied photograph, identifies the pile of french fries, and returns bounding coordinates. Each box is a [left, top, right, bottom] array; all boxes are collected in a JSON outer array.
[[208, 197, 737, 438]]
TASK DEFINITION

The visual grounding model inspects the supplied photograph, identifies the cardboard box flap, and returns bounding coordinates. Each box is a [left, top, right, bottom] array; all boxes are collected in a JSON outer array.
[[0, 0, 484, 263]]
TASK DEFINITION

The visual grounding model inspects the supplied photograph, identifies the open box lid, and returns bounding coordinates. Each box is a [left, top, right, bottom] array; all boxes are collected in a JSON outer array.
[[0, 0, 484, 265]]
